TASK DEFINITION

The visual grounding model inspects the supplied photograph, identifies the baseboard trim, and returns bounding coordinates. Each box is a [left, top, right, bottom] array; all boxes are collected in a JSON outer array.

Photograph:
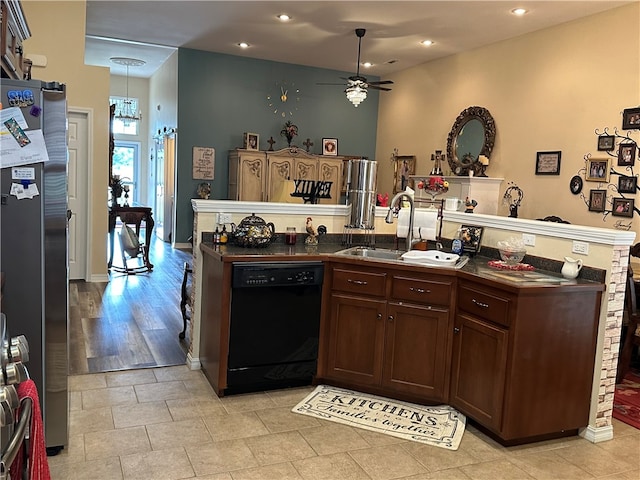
[[89, 273, 110, 282], [580, 424, 613, 443], [186, 353, 201, 370]]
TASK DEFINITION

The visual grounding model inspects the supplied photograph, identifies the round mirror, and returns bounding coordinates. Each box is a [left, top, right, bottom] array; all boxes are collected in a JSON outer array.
[[446, 106, 496, 176]]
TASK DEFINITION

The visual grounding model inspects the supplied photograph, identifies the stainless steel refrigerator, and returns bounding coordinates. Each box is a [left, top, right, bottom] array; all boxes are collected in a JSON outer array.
[[0, 79, 68, 452]]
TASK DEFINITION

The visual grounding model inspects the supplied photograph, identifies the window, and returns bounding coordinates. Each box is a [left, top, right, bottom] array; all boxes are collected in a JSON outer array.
[[112, 141, 140, 204], [110, 96, 140, 135]]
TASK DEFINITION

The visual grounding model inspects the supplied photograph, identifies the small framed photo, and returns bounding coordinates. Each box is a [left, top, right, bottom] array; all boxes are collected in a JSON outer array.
[[569, 175, 583, 195], [244, 132, 259, 151], [535, 151, 561, 175], [612, 197, 634, 217], [586, 158, 611, 182], [393, 155, 416, 193], [597, 135, 615, 151], [459, 225, 483, 255], [322, 138, 338, 156], [622, 107, 640, 130], [618, 175, 637, 194], [618, 143, 637, 166], [588, 189, 606, 212]]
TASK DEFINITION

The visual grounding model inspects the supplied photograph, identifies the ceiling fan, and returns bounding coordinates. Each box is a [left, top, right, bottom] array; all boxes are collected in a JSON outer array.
[[318, 28, 394, 107]]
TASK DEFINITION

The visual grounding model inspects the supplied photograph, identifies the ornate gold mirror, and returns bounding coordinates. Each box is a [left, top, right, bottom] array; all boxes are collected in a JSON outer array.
[[446, 106, 496, 176]]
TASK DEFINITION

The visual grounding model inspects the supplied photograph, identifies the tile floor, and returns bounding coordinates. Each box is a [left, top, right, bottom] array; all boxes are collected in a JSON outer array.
[[49, 365, 640, 480]]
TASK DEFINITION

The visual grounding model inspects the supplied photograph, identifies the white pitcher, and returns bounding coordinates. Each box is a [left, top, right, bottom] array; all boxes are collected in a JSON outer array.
[[561, 256, 583, 279], [444, 198, 464, 211]]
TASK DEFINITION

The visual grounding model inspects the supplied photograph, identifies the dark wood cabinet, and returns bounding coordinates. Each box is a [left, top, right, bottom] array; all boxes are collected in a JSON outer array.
[[319, 261, 455, 403], [450, 278, 603, 444], [450, 312, 508, 431], [1, 0, 30, 79]]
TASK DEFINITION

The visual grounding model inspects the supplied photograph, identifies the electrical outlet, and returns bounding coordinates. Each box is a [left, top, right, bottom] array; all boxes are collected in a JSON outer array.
[[522, 234, 536, 246], [217, 213, 232, 224], [572, 241, 589, 255]]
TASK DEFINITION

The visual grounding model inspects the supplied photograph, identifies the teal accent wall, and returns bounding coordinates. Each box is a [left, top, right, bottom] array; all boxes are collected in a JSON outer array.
[[176, 48, 380, 243]]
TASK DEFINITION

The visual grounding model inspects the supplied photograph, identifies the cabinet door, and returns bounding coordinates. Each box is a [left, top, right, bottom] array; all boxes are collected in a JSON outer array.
[[326, 293, 386, 386], [383, 303, 450, 400], [450, 313, 508, 432], [267, 157, 294, 202], [317, 158, 342, 204], [237, 154, 266, 201]]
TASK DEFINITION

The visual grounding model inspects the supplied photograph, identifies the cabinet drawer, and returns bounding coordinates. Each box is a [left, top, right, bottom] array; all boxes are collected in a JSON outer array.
[[391, 275, 452, 306], [458, 284, 510, 327], [332, 268, 386, 297]]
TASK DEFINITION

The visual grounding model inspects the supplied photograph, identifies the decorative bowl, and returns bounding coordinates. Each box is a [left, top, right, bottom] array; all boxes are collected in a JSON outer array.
[[498, 247, 526, 265]]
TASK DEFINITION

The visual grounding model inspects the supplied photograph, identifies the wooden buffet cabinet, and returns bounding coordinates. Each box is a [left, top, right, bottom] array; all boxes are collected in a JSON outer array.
[[1, 0, 30, 80], [199, 246, 604, 445], [228, 148, 344, 203]]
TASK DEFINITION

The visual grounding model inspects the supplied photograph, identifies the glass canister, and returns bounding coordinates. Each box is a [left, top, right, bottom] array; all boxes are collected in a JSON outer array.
[[285, 227, 297, 245]]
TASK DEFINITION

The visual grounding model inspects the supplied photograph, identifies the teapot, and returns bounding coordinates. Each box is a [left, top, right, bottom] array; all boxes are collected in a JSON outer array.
[[561, 256, 583, 279], [233, 213, 275, 248]]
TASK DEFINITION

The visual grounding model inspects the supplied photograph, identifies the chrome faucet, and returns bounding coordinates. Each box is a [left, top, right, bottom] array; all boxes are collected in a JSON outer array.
[[385, 192, 414, 252]]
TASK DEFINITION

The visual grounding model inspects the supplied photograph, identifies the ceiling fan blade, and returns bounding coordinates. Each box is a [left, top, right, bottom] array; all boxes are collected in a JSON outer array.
[[316, 82, 346, 86], [368, 80, 394, 85], [368, 85, 392, 92]]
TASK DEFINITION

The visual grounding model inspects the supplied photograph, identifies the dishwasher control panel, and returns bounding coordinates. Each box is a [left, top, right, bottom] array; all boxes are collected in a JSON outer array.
[[233, 262, 324, 288]]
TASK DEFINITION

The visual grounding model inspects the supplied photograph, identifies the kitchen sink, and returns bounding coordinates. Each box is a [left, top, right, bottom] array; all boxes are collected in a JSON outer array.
[[334, 246, 405, 260]]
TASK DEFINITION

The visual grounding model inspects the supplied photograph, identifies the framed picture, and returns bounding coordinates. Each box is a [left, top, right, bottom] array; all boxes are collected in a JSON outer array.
[[586, 158, 611, 182], [588, 189, 606, 212], [393, 155, 416, 193], [597, 135, 615, 151], [622, 107, 640, 130], [612, 197, 634, 217], [459, 225, 483, 254], [618, 175, 637, 194], [618, 143, 637, 166], [322, 138, 338, 156], [535, 151, 561, 175], [244, 132, 259, 151], [569, 175, 583, 195]]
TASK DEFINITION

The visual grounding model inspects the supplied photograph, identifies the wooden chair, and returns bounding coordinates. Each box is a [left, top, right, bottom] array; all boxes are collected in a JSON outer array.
[[179, 262, 193, 339], [617, 269, 640, 383]]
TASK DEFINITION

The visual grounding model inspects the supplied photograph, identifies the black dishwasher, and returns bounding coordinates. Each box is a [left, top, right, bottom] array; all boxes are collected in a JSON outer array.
[[227, 262, 324, 394]]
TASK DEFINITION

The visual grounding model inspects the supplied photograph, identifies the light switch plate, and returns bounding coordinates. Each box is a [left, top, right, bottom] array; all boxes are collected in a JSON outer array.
[[522, 234, 536, 246]]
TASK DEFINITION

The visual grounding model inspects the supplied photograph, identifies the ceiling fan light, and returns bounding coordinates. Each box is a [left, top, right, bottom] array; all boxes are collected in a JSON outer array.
[[346, 85, 367, 107]]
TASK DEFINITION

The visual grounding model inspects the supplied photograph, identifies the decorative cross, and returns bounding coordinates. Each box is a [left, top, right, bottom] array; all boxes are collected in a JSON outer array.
[[303, 138, 314, 153], [267, 136, 276, 151]]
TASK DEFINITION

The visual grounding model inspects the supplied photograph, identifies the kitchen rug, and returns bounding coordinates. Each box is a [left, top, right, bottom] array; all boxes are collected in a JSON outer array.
[[613, 369, 640, 430], [292, 384, 466, 450]]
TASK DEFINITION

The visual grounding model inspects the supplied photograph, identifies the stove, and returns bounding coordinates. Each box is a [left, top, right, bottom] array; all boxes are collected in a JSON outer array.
[[1, 313, 30, 478]]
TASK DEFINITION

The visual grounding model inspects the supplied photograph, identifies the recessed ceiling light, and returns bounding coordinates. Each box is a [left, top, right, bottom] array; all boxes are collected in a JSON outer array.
[[277, 14, 291, 21], [238, 42, 250, 49], [363, 62, 373, 68], [511, 8, 528, 16], [420, 40, 434, 47]]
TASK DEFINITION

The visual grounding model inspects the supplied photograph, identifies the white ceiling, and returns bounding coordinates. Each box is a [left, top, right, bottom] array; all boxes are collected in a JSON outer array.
[[85, 1, 634, 79]]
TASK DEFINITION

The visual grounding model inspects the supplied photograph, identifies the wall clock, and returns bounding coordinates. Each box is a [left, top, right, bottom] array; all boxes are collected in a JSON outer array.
[[267, 80, 300, 118]]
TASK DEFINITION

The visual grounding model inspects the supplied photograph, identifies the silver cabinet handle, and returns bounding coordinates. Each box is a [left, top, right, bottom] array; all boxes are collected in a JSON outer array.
[[472, 298, 489, 308], [377, 313, 382, 319], [388, 315, 394, 322], [409, 287, 430, 294], [347, 279, 367, 285], [454, 327, 460, 333]]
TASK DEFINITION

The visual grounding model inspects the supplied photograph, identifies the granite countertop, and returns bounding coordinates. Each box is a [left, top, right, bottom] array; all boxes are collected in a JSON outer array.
[[200, 235, 605, 289]]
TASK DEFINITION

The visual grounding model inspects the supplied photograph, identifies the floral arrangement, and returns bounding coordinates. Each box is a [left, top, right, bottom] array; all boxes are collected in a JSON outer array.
[[280, 121, 298, 146], [417, 176, 449, 194]]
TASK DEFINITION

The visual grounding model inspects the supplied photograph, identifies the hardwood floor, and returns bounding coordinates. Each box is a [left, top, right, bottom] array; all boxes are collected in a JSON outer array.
[[69, 234, 192, 375]]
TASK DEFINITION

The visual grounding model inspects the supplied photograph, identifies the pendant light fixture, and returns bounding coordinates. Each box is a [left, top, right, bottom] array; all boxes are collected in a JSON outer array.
[[110, 57, 145, 126]]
